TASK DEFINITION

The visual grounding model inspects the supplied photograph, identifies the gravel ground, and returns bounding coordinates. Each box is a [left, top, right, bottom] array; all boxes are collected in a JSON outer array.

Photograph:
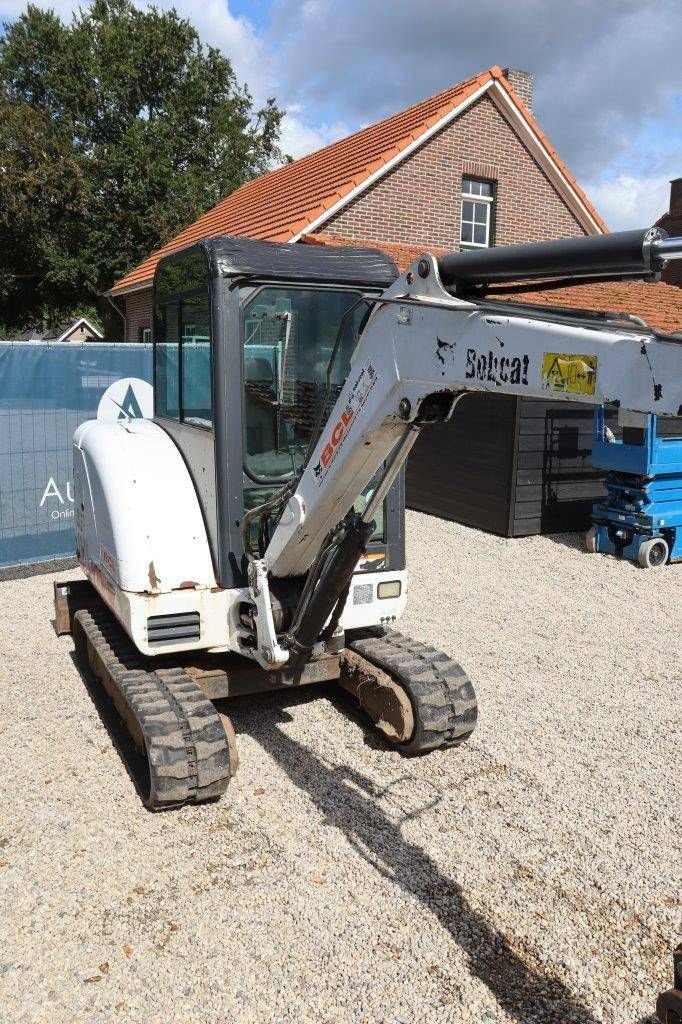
[[0, 512, 679, 1024]]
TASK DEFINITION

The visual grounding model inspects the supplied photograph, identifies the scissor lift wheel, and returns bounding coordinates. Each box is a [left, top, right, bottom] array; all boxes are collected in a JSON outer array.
[[638, 536, 669, 569]]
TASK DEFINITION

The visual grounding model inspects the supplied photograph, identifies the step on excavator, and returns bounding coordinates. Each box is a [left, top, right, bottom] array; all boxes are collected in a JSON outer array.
[[55, 225, 682, 812]]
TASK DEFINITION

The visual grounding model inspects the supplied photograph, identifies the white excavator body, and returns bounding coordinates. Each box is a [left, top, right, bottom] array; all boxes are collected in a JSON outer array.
[[56, 226, 682, 810], [73, 415, 407, 657]]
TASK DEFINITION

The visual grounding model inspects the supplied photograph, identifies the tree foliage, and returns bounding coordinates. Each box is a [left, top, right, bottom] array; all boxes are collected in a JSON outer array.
[[0, 0, 286, 332]]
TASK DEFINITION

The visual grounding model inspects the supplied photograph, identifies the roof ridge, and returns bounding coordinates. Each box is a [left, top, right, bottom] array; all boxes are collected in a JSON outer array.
[[281, 68, 493, 169]]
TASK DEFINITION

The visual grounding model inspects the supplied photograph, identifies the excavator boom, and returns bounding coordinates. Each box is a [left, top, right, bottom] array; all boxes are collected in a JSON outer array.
[[247, 228, 682, 667], [265, 239, 682, 580]]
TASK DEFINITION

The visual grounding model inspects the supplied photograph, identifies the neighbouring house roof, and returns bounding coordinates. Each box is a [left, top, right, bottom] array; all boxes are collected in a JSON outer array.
[[18, 316, 104, 342], [46, 316, 103, 341], [109, 65, 607, 298], [302, 232, 682, 336]]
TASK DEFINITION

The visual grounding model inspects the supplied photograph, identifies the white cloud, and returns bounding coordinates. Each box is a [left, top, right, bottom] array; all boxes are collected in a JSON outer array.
[[584, 174, 672, 232], [279, 108, 351, 158]]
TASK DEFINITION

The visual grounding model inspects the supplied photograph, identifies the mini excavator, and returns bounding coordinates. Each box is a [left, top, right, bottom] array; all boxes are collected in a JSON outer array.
[[55, 225, 682, 811]]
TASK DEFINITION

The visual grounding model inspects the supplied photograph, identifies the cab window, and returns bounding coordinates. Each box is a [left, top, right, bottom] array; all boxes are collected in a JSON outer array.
[[241, 286, 384, 540], [154, 249, 212, 428], [242, 287, 365, 480]]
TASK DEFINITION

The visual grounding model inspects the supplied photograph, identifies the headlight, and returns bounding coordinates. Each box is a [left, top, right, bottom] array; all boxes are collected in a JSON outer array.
[[377, 580, 401, 599]]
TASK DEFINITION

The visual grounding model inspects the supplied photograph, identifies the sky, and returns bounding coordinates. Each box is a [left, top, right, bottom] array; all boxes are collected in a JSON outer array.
[[1, 0, 680, 231]]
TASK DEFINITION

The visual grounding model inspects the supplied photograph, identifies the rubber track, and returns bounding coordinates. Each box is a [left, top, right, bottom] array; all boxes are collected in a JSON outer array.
[[347, 629, 478, 754], [73, 607, 232, 810]]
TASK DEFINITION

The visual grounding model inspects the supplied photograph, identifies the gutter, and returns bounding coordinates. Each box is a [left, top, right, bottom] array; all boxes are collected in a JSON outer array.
[[106, 278, 152, 298]]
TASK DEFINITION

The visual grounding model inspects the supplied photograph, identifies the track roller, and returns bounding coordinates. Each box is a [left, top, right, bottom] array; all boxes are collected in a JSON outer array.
[[72, 607, 235, 810], [341, 630, 477, 754]]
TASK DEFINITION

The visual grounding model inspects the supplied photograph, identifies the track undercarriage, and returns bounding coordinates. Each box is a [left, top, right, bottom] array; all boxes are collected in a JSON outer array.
[[55, 579, 478, 810]]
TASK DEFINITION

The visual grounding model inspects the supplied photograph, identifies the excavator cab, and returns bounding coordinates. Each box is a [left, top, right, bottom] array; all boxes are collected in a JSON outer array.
[[151, 237, 405, 591]]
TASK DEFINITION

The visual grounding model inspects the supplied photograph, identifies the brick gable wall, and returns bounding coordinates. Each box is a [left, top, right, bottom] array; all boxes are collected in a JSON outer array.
[[321, 94, 585, 250], [657, 182, 682, 287], [123, 288, 153, 342]]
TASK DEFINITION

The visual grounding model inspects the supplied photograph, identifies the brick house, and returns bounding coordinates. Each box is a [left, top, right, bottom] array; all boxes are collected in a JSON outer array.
[[657, 178, 682, 287], [107, 65, 607, 338], [107, 64, 682, 535]]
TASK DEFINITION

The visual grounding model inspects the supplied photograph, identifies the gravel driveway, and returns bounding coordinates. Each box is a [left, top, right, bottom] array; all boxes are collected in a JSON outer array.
[[0, 511, 679, 1024]]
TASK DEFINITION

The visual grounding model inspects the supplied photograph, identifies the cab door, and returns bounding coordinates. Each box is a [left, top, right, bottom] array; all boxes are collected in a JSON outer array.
[[153, 247, 220, 574]]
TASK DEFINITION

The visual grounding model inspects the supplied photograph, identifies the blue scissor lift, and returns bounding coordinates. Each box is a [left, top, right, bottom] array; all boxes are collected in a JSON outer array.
[[587, 408, 682, 568]]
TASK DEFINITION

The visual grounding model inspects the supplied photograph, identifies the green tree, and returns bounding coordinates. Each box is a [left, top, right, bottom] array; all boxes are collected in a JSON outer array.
[[0, 0, 285, 333]]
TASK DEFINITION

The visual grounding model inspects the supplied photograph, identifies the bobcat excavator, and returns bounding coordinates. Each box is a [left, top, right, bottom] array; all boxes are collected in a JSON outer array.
[[55, 225, 682, 814]]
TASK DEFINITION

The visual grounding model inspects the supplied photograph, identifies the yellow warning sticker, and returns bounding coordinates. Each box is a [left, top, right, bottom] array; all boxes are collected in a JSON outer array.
[[541, 352, 597, 395]]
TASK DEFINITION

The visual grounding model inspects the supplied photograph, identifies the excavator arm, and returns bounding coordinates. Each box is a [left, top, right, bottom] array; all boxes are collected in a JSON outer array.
[[244, 228, 682, 669]]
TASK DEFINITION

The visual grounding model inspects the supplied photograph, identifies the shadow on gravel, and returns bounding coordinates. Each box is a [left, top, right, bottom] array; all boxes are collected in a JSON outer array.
[[68, 649, 152, 804], [538, 531, 588, 554], [227, 686, 603, 1024]]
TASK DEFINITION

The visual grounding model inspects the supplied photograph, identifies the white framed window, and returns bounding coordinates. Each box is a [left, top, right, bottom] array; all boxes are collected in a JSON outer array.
[[141, 327, 152, 344], [460, 177, 495, 248]]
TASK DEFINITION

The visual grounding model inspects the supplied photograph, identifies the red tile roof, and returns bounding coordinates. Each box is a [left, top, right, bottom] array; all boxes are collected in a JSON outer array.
[[304, 233, 682, 336], [498, 279, 682, 335], [110, 65, 606, 296]]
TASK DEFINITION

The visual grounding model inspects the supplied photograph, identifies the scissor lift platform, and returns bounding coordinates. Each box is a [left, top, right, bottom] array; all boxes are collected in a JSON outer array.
[[586, 409, 682, 568]]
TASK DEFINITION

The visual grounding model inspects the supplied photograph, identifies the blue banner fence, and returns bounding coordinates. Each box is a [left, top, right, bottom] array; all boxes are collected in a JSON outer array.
[[0, 342, 152, 567]]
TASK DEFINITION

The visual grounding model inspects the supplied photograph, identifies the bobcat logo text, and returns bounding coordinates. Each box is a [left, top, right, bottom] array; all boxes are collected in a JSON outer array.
[[313, 362, 378, 485], [466, 348, 530, 387]]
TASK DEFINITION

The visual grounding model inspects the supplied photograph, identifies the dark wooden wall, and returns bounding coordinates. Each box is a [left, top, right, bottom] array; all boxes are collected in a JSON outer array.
[[406, 394, 517, 535], [406, 395, 609, 537], [510, 399, 606, 536]]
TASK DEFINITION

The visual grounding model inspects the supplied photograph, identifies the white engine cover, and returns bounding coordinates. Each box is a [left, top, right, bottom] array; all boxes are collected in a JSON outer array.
[[73, 418, 405, 660], [74, 418, 216, 595]]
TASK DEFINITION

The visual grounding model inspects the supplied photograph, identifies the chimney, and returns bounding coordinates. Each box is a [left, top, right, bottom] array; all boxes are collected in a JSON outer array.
[[670, 177, 682, 213], [502, 68, 534, 112]]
